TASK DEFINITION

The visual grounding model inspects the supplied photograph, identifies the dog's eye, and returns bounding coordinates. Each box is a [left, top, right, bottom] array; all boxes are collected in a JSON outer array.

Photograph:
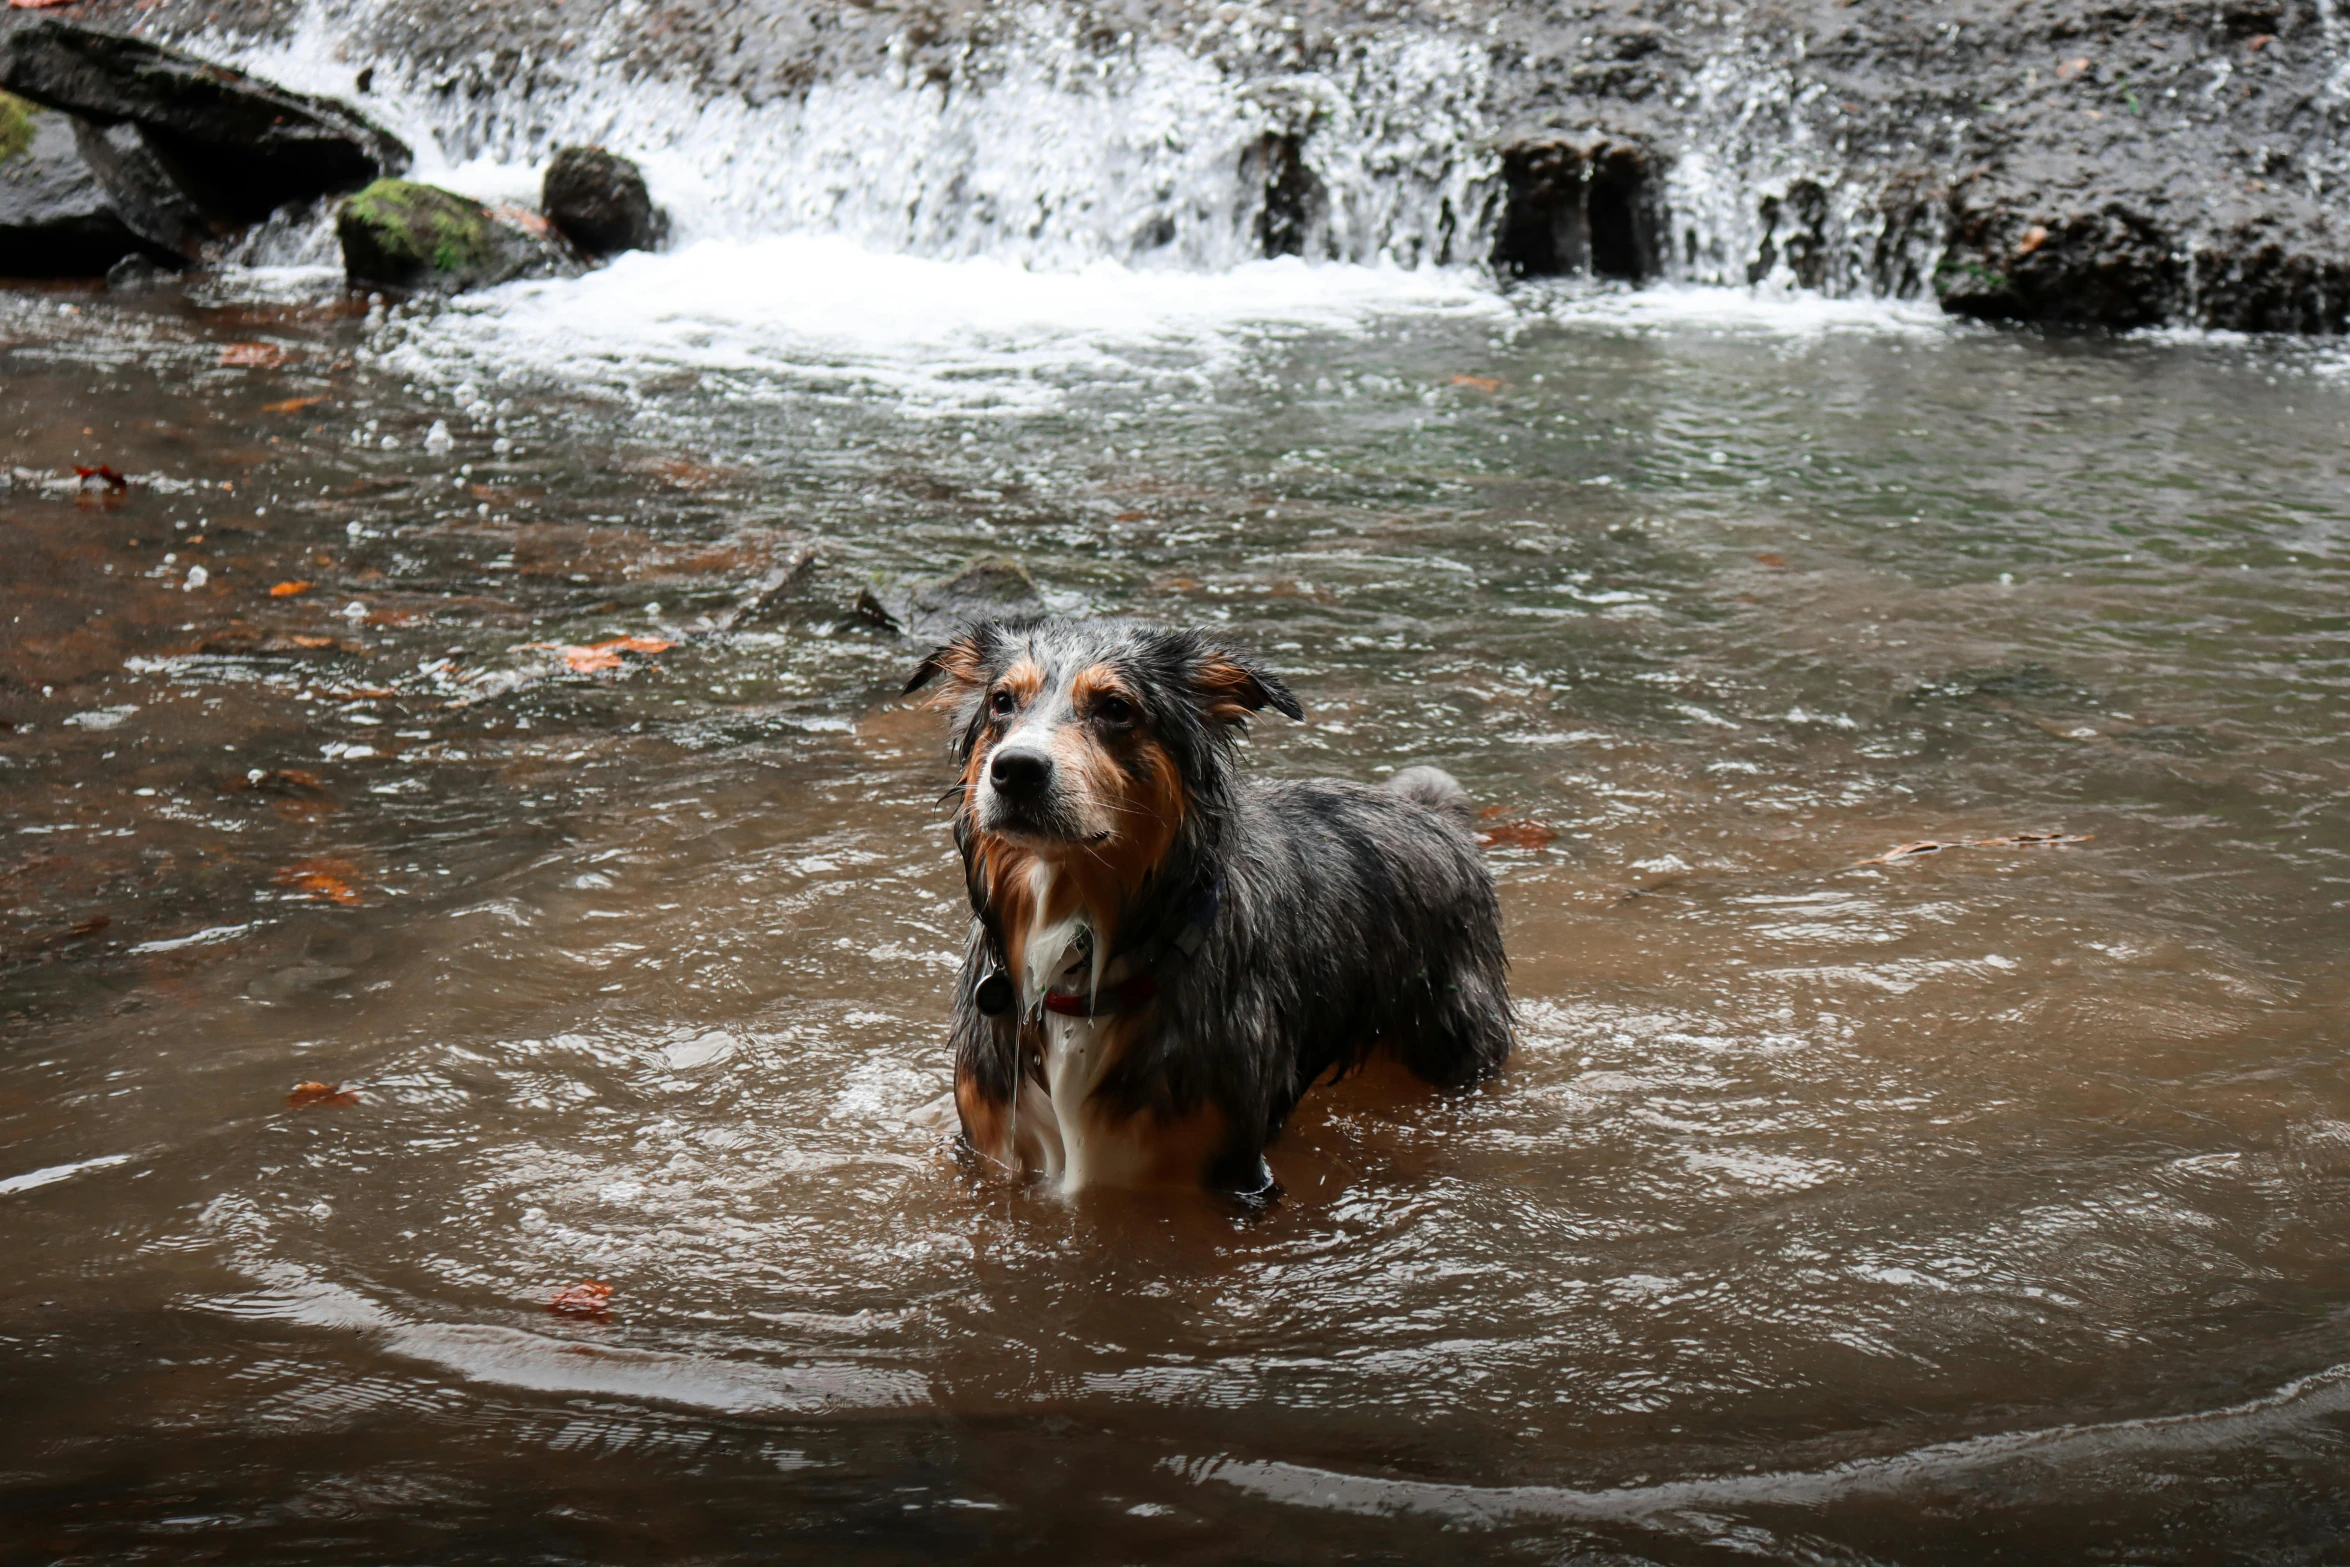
[[988, 689, 1016, 717], [1093, 695, 1136, 728]]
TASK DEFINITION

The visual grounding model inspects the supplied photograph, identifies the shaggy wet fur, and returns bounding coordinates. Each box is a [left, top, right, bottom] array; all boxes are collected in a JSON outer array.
[[908, 616, 1512, 1196]]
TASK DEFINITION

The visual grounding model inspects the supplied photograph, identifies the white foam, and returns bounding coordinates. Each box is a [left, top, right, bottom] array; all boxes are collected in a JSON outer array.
[[375, 234, 1508, 411], [1516, 280, 1953, 337]]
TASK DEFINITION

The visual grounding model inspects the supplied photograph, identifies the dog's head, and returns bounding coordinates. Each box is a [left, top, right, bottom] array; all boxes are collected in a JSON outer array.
[[905, 616, 1301, 867]]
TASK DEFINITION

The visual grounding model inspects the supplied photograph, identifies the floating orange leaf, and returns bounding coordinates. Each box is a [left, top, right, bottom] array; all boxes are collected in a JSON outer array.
[[219, 342, 289, 368], [275, 857, 362, 905], [2055, 56, 2090, 80], [2016, 224, 2050, 256], [74, 463, 128, 492], [549, 1281, 614, 1318], [1449, 374, 1504, 394], [1753, 552, 1788, 568], [550, 634, 675, 673], [7, 0, 79, 10], [262, 395, 326, 414], [270, 579, 312, 597], [65, 915, 110, 940], [286, 1081, 360, 1108], [1479, 818, 1558, 850]]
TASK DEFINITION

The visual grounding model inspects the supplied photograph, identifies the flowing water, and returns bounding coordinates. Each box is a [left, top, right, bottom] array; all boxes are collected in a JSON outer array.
[[6, 246, 2350, 1563]]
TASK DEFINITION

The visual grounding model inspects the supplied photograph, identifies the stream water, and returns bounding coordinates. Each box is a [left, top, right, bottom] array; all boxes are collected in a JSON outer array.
[[5, 250, 2350, 1562]]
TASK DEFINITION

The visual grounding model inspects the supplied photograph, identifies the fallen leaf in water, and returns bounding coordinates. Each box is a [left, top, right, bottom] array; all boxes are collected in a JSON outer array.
[[2016, 224, 2050, 255], [275, 857, 363, 905], [284, 634, 341, 649], [219, 342, 289, 368], [550, 1281, 614, 1318], [7, 0, 79, 10], [74, 464, 128, 492], [286, 1081, 360, 1108], [548, 634, 676, 673], [270, 580, 312, 597], [1114, 512, 1150, 523], [1866, 832, 2092, 866], [65, 915, 110, 940], [651, 458, 727, 489], [1870, 840, 1956, 863], [2056, 55, 2090, 79], [1479, 818, 1559, 850], [226, 768, 329, 798], [1972, 831, 2095, 848], [1753, 552, 1788, 568], [1449, 374, 1505, 394], [262, 395, 327, 415], [493, 203, 555, 239]]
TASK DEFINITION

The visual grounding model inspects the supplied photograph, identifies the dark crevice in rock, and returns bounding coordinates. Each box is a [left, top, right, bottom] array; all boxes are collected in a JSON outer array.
[[1493, 138, 1662, 281], [1241, 130, 1326, 260]]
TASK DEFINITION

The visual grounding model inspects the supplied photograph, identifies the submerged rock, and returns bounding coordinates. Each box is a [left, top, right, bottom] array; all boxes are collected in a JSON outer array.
[[541, 145, 665, 257], [336, 178, 573, 294], [0, 89, 149, 276], [0, 17, 407, 221], [855, 557, 1045, 638]]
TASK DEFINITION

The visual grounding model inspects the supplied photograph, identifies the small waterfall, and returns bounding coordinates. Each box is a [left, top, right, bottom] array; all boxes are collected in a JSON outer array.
[[204, 1, 1506, 274], [163, 0, 2350, 332], [188, 0, 1956, 297]]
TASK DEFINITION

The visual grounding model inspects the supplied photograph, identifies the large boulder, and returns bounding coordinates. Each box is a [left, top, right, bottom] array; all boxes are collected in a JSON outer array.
[[336, 178, 575, 294], [0, 16, 407, 221], [70, 115, 214, 260], [541, 146, 666, 257], [0, 89, 149, 275]]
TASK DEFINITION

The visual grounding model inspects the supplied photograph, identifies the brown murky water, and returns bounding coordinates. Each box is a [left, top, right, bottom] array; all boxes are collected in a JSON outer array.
[[5, 270, 2350, 1563]]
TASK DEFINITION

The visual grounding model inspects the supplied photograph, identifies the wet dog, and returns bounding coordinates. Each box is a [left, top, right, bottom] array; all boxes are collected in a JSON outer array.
[[907, 616, 1511, 1197]]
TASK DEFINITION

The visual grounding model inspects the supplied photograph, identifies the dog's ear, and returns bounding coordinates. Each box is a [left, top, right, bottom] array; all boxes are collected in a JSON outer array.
[[904, 625, 992, 700], [1189, 643, 1304, 725]]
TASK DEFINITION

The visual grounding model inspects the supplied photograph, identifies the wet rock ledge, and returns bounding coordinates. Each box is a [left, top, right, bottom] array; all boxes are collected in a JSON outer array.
[[17, 0, 2350, 332], [0, 15, 404, 275]]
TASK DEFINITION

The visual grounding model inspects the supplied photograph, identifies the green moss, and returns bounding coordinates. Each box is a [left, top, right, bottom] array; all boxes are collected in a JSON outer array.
[[1933, 256, 2011, 297], [343, 178, 494, 274], [0, 91, 37, 168]]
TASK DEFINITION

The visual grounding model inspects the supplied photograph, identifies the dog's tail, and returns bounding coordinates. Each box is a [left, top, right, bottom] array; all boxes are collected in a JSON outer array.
[[1385, 764, 1476, 828]]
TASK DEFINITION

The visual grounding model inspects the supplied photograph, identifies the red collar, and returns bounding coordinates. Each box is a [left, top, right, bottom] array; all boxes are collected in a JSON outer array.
[[1040, 973, 1159, 1018]]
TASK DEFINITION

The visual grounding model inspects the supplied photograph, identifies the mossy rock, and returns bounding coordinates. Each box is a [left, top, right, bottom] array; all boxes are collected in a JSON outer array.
[[0, 91, 152, 277], [0, 90, 36, 167], [336, 178, 571, 294]]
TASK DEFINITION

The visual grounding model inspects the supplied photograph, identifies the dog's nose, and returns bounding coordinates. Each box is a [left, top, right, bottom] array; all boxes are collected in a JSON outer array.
[[989, 749, 1052, 797]]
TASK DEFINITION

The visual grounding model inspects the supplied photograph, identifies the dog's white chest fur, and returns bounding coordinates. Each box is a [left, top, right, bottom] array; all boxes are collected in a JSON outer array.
[[1017, 863, 1135, 1195]]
